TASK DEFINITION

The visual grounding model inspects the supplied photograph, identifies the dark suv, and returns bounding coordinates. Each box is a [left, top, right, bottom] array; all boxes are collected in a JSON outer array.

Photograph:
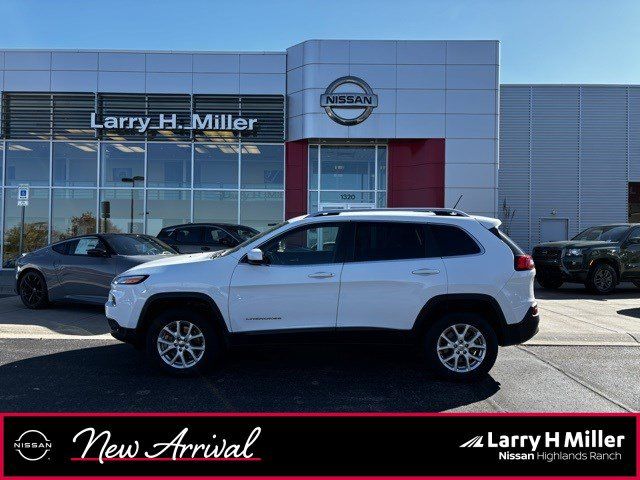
[[157, 223, 258, 254], [532, 224, 640, 294]]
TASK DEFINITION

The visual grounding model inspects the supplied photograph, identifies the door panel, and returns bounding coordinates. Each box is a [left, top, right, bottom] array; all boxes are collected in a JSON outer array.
[[337, 221, 447, 330], [620, 227, 640, 279], [229, 222, 346, 332], [54, 237, 117, 302]]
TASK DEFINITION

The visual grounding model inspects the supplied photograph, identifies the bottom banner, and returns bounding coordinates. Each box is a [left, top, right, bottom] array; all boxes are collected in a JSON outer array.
[[2, 414, 637, 477]]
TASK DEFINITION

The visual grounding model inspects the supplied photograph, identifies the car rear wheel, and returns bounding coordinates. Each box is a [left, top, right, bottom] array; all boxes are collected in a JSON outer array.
[[146, 309, 220, 376], [424, 313, 498, 382], [586, 263, 617, 295], [18, 271, 49, 309]]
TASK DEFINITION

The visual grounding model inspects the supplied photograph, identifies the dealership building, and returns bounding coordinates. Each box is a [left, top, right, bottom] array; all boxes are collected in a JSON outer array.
[[0, 40, 637, 266]]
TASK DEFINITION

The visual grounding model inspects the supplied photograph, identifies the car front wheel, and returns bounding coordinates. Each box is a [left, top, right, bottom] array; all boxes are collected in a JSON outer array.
[[18, 271, 49, 309], [146, 310, 220, 376], [586, 263, 617, 294], [424, 313, 498, 382]]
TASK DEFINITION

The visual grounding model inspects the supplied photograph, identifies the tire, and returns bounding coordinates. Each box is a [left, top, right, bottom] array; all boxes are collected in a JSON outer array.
[[536, 274, 563, 290], [424, 312, 498, 382], [586, 263, 617, 295], [18, 270, 49, 309], [146, 309, 221, 376]]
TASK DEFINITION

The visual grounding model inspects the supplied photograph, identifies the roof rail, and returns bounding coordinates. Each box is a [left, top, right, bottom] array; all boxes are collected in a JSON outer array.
[[310, 208, 469, 218]]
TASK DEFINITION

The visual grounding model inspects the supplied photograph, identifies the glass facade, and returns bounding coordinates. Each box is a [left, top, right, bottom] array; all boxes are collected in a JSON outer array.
[[0, 140, 285, 267], [308, 144, 387, 213]]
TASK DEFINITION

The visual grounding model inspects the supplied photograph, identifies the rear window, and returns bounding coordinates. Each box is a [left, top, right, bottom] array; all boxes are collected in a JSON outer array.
[[353, 222, 438, 262], [429, 224, 481, 257], [490, 227, 524, 256]]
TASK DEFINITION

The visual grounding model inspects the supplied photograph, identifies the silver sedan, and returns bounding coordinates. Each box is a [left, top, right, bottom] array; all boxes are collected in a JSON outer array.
[[15, 234, 176, 309]]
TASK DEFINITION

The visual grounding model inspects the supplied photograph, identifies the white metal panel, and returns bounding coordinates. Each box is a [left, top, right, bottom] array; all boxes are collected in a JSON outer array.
[[628, 87, 640, 181]]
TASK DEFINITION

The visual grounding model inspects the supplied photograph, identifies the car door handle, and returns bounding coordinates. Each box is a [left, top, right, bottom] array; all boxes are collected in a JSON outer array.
[[308, 272, 334, 279], [412, 268, 440, 276]]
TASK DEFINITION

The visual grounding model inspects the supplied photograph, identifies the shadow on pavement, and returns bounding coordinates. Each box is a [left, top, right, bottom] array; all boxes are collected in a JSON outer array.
[[534, 284, 640, 301], [0, 342, 500, 412], [617, 307, 640, 320], [0, 296, 109, 336]]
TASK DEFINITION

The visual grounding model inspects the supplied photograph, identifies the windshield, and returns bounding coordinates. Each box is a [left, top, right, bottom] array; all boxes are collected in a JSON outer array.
[[220, 222, 288, 256], [108, 235, 176, 256], [227, 226, 258, 242], [572, 226, 628, 242]]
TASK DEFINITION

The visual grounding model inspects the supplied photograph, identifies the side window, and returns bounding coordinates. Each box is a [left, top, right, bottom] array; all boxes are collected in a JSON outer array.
[[204, 227, 236, 246], [261, 223, 342, 266], [69, 237, 102, 256], [52, 241, 69, 255], [174, 226, 202, 244], [353, 222, 435, 262], [430, 224, 481, 257]]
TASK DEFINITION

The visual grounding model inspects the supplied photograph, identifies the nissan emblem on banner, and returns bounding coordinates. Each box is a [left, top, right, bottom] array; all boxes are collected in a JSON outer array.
[[17, 184, 29, 207], [320, 76, 378, 125]]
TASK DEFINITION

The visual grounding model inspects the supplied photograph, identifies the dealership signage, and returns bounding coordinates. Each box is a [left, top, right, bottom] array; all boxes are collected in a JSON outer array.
[[90, 113, 258, 133], [320, 76, 378, 126]]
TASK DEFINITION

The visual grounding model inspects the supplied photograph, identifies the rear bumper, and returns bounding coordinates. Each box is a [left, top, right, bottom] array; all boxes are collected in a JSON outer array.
[[107, 318, 140, 345], [501, 306, 540, 346]]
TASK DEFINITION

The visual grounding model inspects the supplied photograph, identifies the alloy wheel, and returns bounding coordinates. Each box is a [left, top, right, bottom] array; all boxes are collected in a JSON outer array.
[[436, 323, 486, 373], [593, 268, 614, 292], [156, 320, 206, 369], [20, 273, 45, 307]]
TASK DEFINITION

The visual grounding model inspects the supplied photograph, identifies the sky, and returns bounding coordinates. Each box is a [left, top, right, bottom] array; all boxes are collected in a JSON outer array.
[[0, 0, 639, 84]]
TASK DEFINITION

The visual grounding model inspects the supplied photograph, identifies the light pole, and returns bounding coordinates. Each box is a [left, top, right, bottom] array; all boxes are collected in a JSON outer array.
[[121, 175, 144, 233]]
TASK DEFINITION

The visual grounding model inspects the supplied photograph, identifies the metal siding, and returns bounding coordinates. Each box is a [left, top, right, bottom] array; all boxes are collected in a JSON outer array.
[[628, 87, 640, 181], [498, 86, 531, 250], [579, 86, 628, 227], [531, 86, 580, 245]]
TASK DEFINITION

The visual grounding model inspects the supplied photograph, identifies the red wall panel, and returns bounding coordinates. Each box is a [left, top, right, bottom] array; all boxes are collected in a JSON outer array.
[[284, 140, 308, 219], [387, 139, 445, 208]]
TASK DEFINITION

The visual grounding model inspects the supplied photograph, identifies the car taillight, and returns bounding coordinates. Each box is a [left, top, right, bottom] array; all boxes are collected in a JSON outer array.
[[515, 254, 535, 271]]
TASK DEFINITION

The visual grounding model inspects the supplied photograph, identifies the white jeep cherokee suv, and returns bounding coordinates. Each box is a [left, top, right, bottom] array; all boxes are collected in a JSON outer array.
[[106, 208, 538, 381]]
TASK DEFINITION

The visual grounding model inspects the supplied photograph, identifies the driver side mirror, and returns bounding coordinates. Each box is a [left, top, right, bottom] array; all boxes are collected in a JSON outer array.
[[87, 248, 109, 258], [247, 248, 264, 265]]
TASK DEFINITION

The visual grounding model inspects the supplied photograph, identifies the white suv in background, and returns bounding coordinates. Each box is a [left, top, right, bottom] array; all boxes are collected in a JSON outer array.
[[106, 209, 538, 382]]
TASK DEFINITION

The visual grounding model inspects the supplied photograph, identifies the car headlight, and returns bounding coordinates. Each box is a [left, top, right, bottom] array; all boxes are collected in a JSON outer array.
[[566, 248, 583, 256], [112, 274, 148, 285]]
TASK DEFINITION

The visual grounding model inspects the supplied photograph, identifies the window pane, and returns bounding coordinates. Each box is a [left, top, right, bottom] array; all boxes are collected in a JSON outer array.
[[3, 188, 50, 268], [51, 189, 97, 242], [194, 143, 238, 188], [430, 224, 481, 257], [173, 226, 203, 244], [377, 146, 387, 191], [354, 222, 433, 262], [5, 142, 50, 186], [308, 191, 319, 214], [193, 190, 238, 224], [319, 191, 376, 205], [240, 191, 283, 231], [99, 189, 144, 234], [53, 142, 98, 187], [320, 146, 375, 191], [241, 144, 284, 189], [262, 224, 341, 266], [145, 189, 191, 236], [70, 237, 101, 255], [0, 143, 4, 186], [377, 191, 387, 208], [308, 145, 318, 190], [100, 143, 145, 187], [146, 143, 191, 188]]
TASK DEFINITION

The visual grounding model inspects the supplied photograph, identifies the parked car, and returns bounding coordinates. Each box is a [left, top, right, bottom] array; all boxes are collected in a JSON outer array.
[[15, 234, 176, 308], [106, 208, 538, 382], [533, 223, 640, 294], [157, 223, 259, 253]]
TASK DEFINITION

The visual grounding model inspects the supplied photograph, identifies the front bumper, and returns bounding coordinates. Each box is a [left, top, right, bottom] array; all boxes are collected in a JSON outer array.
[[107, 317, 140, 345], [501, 306, 540, 346]]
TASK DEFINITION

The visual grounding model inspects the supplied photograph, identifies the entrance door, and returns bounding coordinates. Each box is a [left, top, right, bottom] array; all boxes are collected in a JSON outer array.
[[540, 218, 569, 243]]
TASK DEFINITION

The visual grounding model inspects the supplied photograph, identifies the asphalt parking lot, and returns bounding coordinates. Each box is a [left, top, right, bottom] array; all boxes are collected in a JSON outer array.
[[0, 285, 639, 413]]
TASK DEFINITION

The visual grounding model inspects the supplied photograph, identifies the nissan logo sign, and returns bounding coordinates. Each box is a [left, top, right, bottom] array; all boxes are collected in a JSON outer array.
[[320, 76, 378, 126]]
